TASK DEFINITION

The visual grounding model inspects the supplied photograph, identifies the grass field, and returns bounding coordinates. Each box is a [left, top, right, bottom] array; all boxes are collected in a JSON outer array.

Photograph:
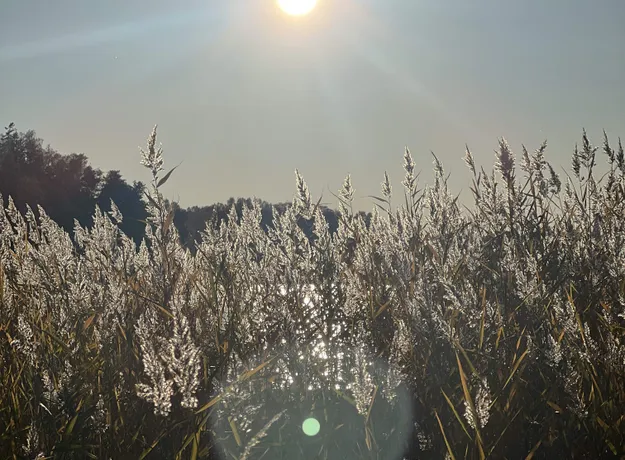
[[1, 127, 625, 459]]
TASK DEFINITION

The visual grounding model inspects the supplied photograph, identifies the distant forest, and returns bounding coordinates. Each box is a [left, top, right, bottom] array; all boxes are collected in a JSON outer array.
[[0, 123, 372, 253]]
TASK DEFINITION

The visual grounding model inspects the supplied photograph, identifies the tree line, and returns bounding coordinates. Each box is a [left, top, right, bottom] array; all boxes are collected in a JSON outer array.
[[0, 123, 372, 253]]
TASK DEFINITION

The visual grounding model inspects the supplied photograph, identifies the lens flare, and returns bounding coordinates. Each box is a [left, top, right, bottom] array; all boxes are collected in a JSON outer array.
[[302, 417, 320, 436]]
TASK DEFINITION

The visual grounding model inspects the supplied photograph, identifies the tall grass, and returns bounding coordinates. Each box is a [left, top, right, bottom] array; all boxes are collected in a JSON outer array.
[[1, 126, 624, 459]]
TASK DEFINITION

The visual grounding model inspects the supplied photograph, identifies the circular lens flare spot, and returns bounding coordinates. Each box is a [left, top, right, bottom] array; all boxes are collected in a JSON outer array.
[[302, 417, 320, 436], [277, 0, 318, 16]]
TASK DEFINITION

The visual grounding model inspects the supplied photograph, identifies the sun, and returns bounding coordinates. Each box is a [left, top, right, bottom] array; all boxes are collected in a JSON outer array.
[[277, 0, 318, 16]]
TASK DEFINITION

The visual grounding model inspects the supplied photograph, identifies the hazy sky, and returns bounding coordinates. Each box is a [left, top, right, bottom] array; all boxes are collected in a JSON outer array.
[[1, 0, 624, 212]]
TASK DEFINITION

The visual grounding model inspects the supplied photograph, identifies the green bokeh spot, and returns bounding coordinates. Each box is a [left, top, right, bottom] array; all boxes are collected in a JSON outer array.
[[302, 417, 320, 436]]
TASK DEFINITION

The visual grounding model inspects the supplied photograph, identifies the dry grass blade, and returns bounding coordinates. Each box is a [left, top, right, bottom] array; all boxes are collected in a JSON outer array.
[[547, 401, 563, 413], [488, 407, 522, 456], [196, 357, 275, 415], [228, 416, 242, 447], [525, 440, 542, 459], [195, 393, 224, 415], [478, 286, 487, 350], [456, 341, 479, 378], [441, 389, 473, 441], [241, 357, 275, 382], [456, 353, 485, 459], [138, 430, 168, 460], [162, 207, 175, 236], [156, 161, 183, 189], [502, 348, 529, 391], [365, 385, 378, 423], [190, 432, 199, 460], [82, 313, 95, 331], [373, 299, 391, 319], [239, 410, 286, 460], [143, 190, 161, 212], [435, 410, 457, 460]]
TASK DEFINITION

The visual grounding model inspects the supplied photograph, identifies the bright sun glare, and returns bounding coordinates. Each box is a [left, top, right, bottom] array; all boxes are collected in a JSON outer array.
[[277, 0, 318, 16]]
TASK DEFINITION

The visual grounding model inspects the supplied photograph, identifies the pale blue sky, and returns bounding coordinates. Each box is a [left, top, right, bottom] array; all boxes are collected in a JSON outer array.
[[1, 0, 624, 212]]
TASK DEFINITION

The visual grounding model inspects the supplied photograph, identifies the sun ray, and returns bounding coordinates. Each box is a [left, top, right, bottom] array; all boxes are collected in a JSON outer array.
[[309, 44, 359, 165]]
